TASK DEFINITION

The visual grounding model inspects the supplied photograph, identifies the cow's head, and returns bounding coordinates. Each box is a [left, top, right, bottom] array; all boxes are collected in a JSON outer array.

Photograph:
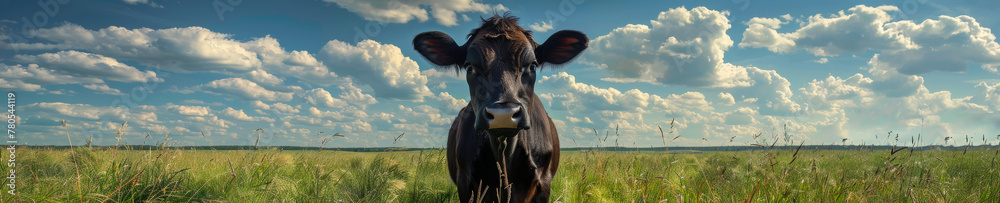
[[413, 16, 588, 137], [414, 15, 587, 139]]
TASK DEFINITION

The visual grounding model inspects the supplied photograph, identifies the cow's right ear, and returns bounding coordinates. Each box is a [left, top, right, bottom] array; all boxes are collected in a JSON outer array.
[[413, 31, 466, 66]]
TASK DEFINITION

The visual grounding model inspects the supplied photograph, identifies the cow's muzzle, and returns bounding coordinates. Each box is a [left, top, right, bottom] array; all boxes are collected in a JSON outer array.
[[482, 103, 529, 137]]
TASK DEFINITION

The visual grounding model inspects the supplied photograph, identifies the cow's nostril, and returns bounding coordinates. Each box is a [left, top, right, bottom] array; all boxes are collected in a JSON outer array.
[[512, 108, 523, 119], [485, 112, 495, 120]]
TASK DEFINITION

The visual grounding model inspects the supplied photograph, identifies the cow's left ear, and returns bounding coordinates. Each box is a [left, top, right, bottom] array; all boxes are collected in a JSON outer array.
[[536, 30, 588, 64]]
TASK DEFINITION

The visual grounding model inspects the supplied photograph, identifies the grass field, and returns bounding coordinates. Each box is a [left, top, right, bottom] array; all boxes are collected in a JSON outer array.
[[1, 145, 998, 202]]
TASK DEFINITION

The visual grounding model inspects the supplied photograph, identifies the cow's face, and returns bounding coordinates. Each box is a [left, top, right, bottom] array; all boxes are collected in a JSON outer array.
[[414, 16, 587, 138]]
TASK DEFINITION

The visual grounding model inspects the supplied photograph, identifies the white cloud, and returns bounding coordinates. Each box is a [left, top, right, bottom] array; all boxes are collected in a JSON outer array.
[[878, 15, 1000, 75], [251, 101, 270, 110], [303, 88, 348, 108], [529, 20, 554, 32], [780, 14, 793, 21], [272, 102, 300, 114], [338, 83, 379, 109], [222, 107, 274, 122], [740, 17, 795, 53], [253, 101, 300, 115], [421, 68, 465, 82], [740, 5, 914, 56], [241, 36, 352, 87], [302, 84, 378, 109], [740, 5, 1000, 75], [319, 39, 432, 100], [718, 92, 735, 106], [539, 72, 660, 112], [985, 65, 999, 74], [122, 0, 162, 8], [395, 105, 452, 126], [429, 91, 467, 114], [977, 82, 1000, 112], [732, 66, 800, 115], [323, 0, 507, 26], [165, 104, 212, 117], [799, 73, 874, 110], [537, 72, 717, 139], [195, 78, 294, 101], [791, 64, 994, 142], [13, 50, 161, 83], [2, 24, 261, 73], [724, 107, 758, 125], [27, 102, 132, 120], [1, 51, 164, 92], [83, 84, 125, 95], [0, 63, 100, 91], [584, 6, 747, 87], [868, 55, 924, 97], [244, 69, 284, 88]]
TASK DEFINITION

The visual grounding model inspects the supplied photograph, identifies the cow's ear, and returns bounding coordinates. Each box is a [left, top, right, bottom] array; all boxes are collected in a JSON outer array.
[[413, 31, 465, 66], [536, 30, 588, 64]]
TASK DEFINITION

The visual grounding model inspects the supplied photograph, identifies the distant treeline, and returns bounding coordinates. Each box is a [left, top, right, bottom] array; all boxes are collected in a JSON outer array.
[[14, 144, 997, 152]]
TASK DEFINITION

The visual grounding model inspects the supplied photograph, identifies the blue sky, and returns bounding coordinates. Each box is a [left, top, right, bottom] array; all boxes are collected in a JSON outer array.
[[2, 0, 999, 148]]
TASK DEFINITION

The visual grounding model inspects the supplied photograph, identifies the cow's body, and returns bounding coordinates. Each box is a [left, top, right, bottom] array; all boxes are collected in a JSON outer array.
[[448, 95, 559, 202], [413, 14, 587, 203]]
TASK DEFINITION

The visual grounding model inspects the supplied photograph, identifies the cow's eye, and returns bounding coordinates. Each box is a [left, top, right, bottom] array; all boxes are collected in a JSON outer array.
[[465, 63, 477, 75], [525, 61, 538, 73]]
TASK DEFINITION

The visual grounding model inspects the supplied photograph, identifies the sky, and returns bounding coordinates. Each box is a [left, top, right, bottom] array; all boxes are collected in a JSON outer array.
[[2, 0, 999, 148]]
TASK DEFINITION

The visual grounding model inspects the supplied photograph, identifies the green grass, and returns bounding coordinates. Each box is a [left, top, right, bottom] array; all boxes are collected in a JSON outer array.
[[1, 146, 997, 202]]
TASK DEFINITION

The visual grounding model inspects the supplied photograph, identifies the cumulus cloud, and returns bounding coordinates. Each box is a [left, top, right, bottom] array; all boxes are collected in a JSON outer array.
[[731, 66, 800, 115], [539, 72, 664, 112], [195, 78, 294, 101], [83, 84, 125, 95], [429, 91, 467, 114], [303, 88, 348, 108], [792, 66, 993, 141], [241, 36, 352, 87], [221, 107, 274, 122], [1, 51, 163, 92], [0, 63, 101, 91], [529, 20, 554, 32], [985, 65, 999, 74], [338, 83, 379, 109], [13, 50, 161, 83], [799, 73, 874, 109], [301, 84, 378, 109], [878, 15, 1000, 75], [739, 17, 795, 53], [537, 72, 716, 135], [165, 104, 212, 117], [740, 5, 1000, 75], [584, 6, 748, 87], [867, 55, 924, 97], [2, 24, 261, 73], [27, 102, 135, 120], [122, 0, 162, 8], [251, 101, 300, 115], [724, 107, 758, 125], [319, 39, 431, 100], [323, 0, 506, 26], [718, 92, 735, 106], [977, 82, 1000, 112]]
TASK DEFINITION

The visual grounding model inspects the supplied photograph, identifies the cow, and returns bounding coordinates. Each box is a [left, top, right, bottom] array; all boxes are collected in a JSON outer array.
[[413, 14, 587, 202]]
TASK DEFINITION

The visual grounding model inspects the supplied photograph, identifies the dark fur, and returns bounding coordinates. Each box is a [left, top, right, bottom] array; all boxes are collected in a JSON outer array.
[[413, 14, 587, 203]]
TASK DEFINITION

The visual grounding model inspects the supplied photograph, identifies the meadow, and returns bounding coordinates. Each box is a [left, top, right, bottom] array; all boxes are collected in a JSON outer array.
[[1, 144, 998, 202]]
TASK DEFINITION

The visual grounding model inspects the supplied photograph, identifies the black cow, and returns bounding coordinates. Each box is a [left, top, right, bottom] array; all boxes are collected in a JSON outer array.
[[413, 14, 587, 202]]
